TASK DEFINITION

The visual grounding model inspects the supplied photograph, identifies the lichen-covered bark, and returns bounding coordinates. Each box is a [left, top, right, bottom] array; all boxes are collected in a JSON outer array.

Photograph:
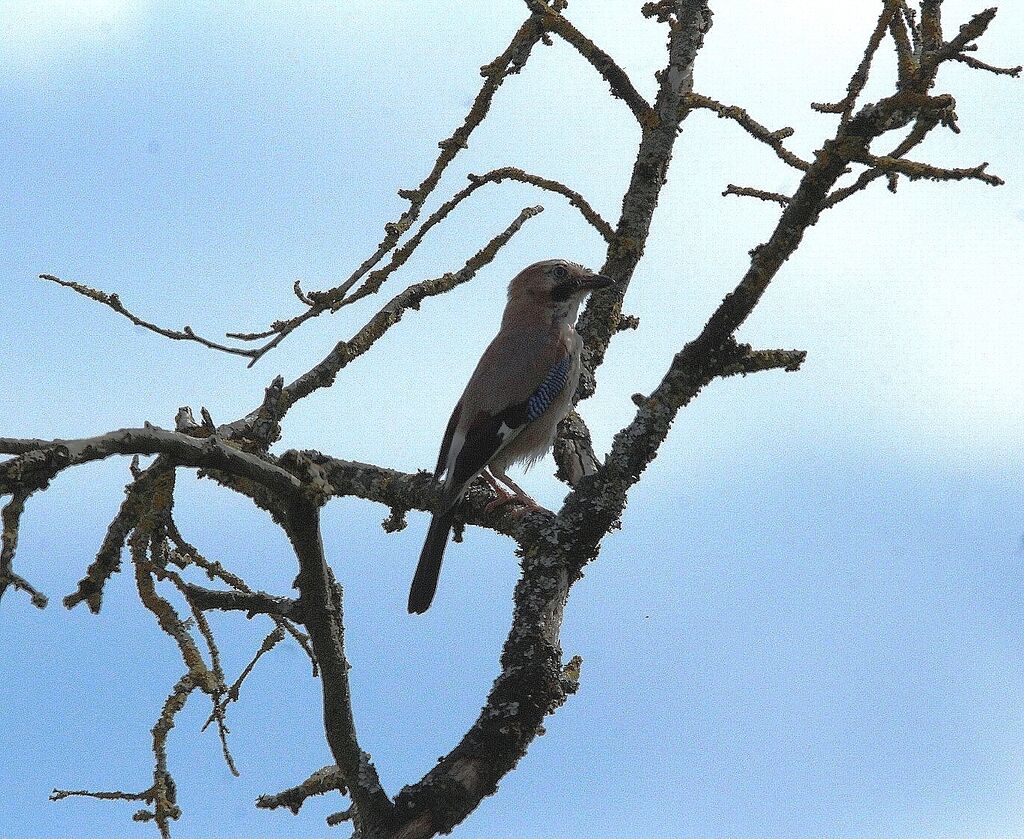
[[1, 2, 1016, 837]]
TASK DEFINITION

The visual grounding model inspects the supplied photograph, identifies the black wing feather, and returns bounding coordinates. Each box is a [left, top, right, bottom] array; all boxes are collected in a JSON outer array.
[[448, 402, 529, 494]]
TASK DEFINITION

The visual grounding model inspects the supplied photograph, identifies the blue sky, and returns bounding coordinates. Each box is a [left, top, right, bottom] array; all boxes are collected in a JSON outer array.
[[2, 2, 1023, 837]]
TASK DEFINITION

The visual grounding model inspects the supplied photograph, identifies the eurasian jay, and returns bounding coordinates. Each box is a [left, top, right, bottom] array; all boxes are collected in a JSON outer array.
[[408, 259, 612, 614]]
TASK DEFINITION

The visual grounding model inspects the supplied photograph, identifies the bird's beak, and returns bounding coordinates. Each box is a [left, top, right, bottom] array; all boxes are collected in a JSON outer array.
[[580, 273, 614, 290]]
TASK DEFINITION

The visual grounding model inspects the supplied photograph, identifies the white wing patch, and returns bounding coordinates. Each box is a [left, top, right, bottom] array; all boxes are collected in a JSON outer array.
[[442, 430, 465, 488]]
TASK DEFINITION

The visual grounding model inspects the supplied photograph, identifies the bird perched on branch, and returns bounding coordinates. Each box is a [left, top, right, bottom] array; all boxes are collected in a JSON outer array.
[[408, 259, 612, 614]]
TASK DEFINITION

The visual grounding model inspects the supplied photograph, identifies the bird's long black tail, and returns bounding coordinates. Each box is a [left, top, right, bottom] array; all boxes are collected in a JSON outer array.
[[408, 509, 454, 614]]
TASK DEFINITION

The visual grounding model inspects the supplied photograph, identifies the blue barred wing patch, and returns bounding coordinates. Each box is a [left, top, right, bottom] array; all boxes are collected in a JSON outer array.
[[526, 355, 571, 421]]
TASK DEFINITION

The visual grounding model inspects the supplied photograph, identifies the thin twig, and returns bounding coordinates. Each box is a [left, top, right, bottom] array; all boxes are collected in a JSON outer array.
[[686, 93, 810, 170], [295, 16, 546, 311], [1, 490, 48, 608], [281, 205, 543, 410], [174, 538, 314, 665], [181, 583, 301, 618], [344, 167, 613, 306], [722, 185, 790, 206], [951, 53, 1022, 76], [529, 0, 655, 126], [39, 275, 258, 359], [811, 2, 897, 123], [256, 765, 346, 814], [229, 166, 610, 359], [853, 152, 1004, 186]]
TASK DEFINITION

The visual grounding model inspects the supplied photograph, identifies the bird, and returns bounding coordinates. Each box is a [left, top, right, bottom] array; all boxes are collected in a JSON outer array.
[[408, 259, 612, 614]]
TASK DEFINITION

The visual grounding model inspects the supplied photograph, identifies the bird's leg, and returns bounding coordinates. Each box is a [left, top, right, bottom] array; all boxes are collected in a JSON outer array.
[[487, 468, 542, 513], [481, 469, 516, 512]]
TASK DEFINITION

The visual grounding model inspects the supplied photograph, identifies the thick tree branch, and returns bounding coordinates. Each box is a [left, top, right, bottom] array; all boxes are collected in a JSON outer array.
[[575, 1, 713, 391], [0, 428, 303, 497], [391, 6, 717, 835], [284, 500, 394, 836], [1, 489, 47, 608], [303, 453, 552, 544]]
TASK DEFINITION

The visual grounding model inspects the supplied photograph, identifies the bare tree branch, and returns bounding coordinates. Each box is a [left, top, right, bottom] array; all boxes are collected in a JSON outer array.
[[180, 583, 301, 619], [284, 499, 394, 834], [63, 460, 174, 612], [38, 274, 259, 359], [528, 0, 655, 126], [1, 489, 48, 608], [217, 169, 607, 364], [10, 3, 1018, 838], [716, 345, 808, 377], [811, 2, 897, 122], [0, 428, 303, 497], [256, 765, 346, 815], [53, 674, 197, 838], [574, 1, 714, 393], [686, 93, 810, 170], [722, 184, 790, 205], [332, 16, 545, 298], [951, 51, 1022, 76], [852, 152, 1004, 186], [280, 205, 543, 410]]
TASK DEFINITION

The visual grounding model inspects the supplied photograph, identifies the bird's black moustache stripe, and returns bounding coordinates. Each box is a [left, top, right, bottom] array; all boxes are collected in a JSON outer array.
[[551, 280, 577, 301]]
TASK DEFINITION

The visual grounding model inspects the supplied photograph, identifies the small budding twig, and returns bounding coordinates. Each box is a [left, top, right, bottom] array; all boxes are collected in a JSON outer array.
[[52, 675, 198, 839], [221, 167, 606, 361], [336, 17, 545, 293], [176, 541, 314, 664], [528, 0, 655, 126]]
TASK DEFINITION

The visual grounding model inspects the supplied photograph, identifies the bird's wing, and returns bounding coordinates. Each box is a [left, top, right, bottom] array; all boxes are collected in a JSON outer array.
[[434, 400, 462, 479], [439, 330, 571, 498]]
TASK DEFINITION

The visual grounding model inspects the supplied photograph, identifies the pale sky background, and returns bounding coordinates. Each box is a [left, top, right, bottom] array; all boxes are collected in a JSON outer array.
[[2, 2, 1023, 838]]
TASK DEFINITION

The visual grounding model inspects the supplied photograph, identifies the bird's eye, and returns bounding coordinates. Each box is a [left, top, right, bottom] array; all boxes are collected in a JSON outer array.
[[553, 265, 569, 280]]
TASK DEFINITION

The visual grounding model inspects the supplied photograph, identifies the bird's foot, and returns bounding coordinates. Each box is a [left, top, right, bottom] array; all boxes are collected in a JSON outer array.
[[484, 490, 542, 516], [484, 489, 516, 514]]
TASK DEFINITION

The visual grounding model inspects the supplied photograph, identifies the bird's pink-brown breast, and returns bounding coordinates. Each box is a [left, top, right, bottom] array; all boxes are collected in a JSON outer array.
[[456, 324, 570, 420]]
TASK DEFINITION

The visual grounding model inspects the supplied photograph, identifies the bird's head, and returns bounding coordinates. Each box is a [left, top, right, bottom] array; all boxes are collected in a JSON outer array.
[[506, 260, 614, 326]]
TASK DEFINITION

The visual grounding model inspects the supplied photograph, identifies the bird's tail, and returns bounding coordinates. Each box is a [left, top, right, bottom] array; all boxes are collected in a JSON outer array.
[[408, 508, 455, 614]]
